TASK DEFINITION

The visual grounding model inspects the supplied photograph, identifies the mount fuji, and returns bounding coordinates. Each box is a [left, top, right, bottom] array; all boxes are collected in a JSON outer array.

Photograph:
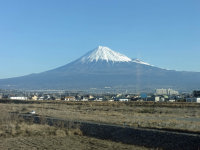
[[0, 46, 200, 91]]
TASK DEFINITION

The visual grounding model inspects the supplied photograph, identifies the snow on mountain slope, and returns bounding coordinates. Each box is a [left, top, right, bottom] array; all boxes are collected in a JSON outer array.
[[79, 46, 152, 66], [80, 46, 132, 63], [132, 59, 152, 66]]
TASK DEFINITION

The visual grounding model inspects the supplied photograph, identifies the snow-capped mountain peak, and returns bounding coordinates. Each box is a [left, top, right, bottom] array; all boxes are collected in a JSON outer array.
[[80, 46, 132, 63], [78, 46, 153, 66]]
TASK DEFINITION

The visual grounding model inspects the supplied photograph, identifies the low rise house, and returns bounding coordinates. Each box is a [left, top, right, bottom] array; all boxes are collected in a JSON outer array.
[[160, 97, 165, 102], [94, 99, 103, 101], [130, 96, 139, 101], [89, 95, 94, 99], [55, 98, 61, 100], [119, 98, 129, 102], [155, 96, 165, 102], [114, 98, 129, 102], [32, 95, 38, 100], [10, 97, 28, 100], [81, 97, 88, 101], [155, 96, 160, 102], [38, 97, 44, 100], [65, 96, 76, 101], [186, 97, 200, 103], [169, 99, 176, 102], [94, 97, 103, 101]]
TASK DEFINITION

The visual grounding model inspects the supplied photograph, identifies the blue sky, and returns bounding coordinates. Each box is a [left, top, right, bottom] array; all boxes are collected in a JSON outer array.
[[0, 0, 199, 79]]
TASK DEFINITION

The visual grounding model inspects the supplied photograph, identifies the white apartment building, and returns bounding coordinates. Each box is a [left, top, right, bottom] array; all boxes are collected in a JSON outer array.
[[155, 88, 179, 95]]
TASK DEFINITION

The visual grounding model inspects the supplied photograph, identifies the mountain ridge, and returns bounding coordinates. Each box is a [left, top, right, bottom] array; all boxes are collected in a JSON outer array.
[[0, 46, 200, 92]]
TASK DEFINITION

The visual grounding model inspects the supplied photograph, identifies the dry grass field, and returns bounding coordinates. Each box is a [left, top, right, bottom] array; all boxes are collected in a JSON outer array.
[[3, 101, 199, 132], [0, 100, 200, 149], [0, 102, 152, 150], [0, 136, 149, 150]]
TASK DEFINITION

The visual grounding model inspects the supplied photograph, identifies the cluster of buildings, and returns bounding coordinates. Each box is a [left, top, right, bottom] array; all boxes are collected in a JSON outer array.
[[155, 88, 179, 95], [0, 89, 200, 103], [154, 88, 179, 102], [186, 90, 200, 103]]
